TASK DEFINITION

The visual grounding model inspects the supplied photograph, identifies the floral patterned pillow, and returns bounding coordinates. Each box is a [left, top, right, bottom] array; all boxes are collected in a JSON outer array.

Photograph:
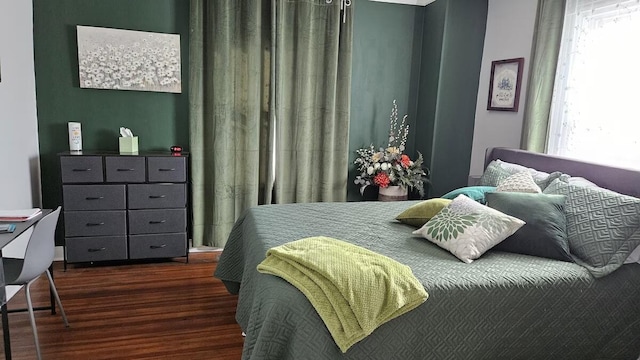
[[412, 194, 525, 263]]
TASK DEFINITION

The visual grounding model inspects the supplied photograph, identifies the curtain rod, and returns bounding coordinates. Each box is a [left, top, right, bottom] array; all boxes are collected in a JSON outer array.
[[325, 0, 352, 23]]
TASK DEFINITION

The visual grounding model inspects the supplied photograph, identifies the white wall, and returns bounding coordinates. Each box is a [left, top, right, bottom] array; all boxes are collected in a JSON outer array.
[[468, 0, 538, 177], [0, 1, 41, 209]]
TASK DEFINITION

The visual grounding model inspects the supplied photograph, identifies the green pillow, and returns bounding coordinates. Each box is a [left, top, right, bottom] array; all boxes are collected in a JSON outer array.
[[479, 161, 513, 187], [441, 186, 496, 204], [485, 192, 572, 261], [396, 198, 452, 227], [544, 178, 640, 277]]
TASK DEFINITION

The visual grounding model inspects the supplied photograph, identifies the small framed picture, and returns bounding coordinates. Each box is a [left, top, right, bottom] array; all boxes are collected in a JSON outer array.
[[487, 57, 524, 112]]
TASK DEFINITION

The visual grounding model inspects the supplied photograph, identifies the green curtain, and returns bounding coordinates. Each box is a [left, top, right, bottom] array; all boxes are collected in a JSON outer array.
[[272, 0, 353, 204], [189, 0, 270, 247], [520, 0, 566, 153], [189, 0, 352, 246]]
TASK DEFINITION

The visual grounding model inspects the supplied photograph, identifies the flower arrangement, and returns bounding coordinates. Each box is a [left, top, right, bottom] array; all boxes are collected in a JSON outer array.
[[354, 100, 428, 197]]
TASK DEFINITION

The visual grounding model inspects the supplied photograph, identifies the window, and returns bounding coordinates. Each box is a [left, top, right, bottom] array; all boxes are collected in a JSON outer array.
[[547, 0, 640, 170]]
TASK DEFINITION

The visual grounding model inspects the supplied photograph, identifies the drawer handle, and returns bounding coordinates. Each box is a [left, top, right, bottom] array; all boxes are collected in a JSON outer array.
[[86, 222, 105, 226], [88, 247, 106, 252], [72, 168, 92, 172], [117, 168, 136, 172], [149, 220, 166, 224], [158, 168, 176, 172], [149, 195, 166, 199], [150, 244, 167, 249], [85, 196, 104, 200]]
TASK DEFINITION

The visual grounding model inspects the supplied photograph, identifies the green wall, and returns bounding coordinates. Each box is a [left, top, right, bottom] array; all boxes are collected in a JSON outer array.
[[33, 0, 486, 209], [415, 0, 488, 197], [33, 0, 190, 231], [349, 0, 487, 200], [347, 1, 423, 201], [413, 0, 446, 196]]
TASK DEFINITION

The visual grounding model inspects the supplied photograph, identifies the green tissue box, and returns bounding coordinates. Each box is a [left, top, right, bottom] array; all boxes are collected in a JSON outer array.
[[119, 136, 139, 153]]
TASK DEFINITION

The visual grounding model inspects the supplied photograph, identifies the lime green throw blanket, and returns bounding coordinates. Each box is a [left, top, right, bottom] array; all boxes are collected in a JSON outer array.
[[257, 236, 428, 353]]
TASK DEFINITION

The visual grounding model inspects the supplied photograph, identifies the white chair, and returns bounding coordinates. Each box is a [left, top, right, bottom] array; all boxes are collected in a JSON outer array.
[[2, 206, 69, 360]]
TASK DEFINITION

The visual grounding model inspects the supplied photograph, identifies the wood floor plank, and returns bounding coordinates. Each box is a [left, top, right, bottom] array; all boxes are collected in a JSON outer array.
[[0, 252, 243, 360]]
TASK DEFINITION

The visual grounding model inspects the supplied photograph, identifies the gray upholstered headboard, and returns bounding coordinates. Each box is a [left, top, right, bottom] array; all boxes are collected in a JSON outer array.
[[484, 147, 640, 198]]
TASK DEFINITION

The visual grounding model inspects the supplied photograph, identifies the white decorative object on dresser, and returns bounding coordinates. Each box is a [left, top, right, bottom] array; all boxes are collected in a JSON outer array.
[[59, 151, 189, 267]]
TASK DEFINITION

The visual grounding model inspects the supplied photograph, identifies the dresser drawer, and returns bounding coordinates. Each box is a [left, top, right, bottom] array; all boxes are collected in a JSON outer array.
[[128, 209, 187, 235], [65, 236, 128, 262], [127, 184, 186, 209], [129, 233, 187, 259], [64, 210, 126, 237], [105, 156, 146, 183], [60, 156, 104, 183], [63, 185, 126, 210], [147, 156, 186, 183]]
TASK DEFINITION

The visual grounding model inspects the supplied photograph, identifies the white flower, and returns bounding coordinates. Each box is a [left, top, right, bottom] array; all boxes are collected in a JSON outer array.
[[367, 167, 374, 175], [374, 163, 380, 170], [381, 163, 389, 171]]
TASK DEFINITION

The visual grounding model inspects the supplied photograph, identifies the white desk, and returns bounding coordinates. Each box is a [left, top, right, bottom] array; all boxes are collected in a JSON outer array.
[[0, 210, 51, 360]]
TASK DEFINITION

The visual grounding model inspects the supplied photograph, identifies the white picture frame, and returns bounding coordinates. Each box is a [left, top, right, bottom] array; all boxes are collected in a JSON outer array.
[[76, 25, 181, 93]]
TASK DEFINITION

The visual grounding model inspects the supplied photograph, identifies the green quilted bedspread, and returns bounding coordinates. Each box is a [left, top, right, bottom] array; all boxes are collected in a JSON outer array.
[[214, 201, 640, 360]]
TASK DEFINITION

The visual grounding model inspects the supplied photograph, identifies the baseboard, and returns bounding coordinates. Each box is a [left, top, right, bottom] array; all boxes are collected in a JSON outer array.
[[53, 245, 223, 262], [55, 246, 65, 262]]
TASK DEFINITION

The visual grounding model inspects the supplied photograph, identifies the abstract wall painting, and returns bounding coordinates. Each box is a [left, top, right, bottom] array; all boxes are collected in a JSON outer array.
[[76, 25, 181, 93]]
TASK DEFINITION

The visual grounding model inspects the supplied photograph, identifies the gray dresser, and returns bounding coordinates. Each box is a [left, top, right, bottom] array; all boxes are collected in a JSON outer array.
[[59, 152, 189, 264]]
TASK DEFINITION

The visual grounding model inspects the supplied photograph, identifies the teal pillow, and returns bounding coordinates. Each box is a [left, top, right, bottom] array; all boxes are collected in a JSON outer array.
[[441, 186, 496, 205], [544, 178, 640, 277], [485, 192, 572, 262]]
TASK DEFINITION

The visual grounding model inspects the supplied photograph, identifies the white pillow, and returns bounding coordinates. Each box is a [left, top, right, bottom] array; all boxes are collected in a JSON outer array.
[[496, 171, 542, 193], [496, 159, 550, 183], [413, 194, 525, 263], [479, 159, 556, 189]]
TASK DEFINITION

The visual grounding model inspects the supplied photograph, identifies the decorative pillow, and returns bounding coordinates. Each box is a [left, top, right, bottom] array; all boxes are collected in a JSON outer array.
[[485, 192, 572, 261], [413, 194, 525, 263], [496, 171, 542, 193], [544, 178, 640, 277], [479, 160, 559, 190], [441, 186, 496, 205], [478, 161, 513, 187], [396, 198, 452, 227], [556, 173, 599, 187]]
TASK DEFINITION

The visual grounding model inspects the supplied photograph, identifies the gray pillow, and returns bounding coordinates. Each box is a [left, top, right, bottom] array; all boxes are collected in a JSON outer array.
[[544, 177, 640, 277], [479, 160, 560, 190], [485, 192, 572, 262]]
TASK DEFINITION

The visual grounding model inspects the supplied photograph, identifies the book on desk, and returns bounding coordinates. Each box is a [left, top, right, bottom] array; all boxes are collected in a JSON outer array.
[[0, 208, 42, 222], [0, 224, 16, 233]]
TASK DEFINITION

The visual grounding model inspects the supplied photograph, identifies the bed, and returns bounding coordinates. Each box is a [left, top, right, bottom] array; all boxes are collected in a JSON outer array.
[[214, 147, 640, 360]]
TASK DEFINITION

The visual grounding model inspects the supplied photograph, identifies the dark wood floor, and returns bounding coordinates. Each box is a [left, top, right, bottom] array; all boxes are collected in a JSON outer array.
[[0, 252, 244, 360]]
